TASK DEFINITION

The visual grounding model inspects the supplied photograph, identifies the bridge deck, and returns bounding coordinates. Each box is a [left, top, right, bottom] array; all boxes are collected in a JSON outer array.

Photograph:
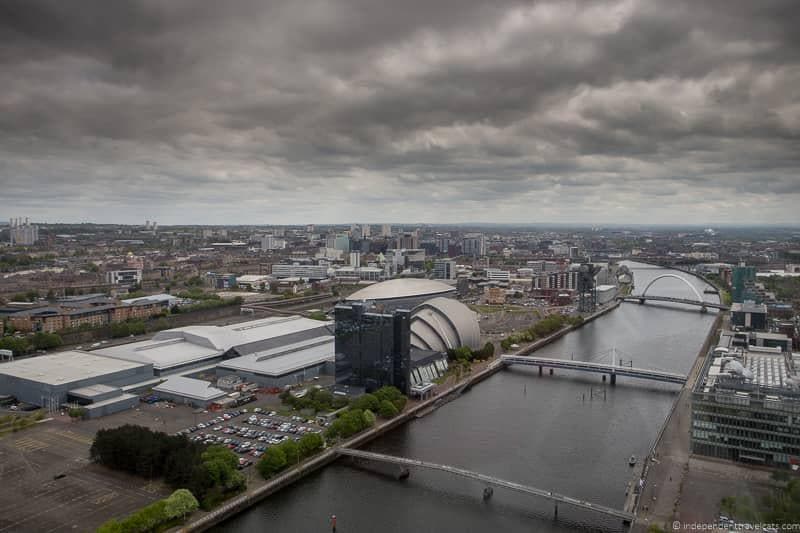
[[620, 295, 728, 310], [337, 448, 634, 521], [500, 355, 687, 384]]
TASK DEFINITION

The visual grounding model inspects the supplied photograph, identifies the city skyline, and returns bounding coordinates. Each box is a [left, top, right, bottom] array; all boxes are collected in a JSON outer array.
[[1, 0, 799, 225]]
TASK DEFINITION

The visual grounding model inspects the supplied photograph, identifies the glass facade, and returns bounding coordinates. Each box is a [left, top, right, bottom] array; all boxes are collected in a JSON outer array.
[[334, 303, 411, 394], [691, 353, 800, 468]]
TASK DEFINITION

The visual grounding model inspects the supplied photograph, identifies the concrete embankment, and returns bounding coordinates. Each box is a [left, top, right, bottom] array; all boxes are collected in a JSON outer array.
[[179, 302, 622, 532], [629, 311, 724, 530]]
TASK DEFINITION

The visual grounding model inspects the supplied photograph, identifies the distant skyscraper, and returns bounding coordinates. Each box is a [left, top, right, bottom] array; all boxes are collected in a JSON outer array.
[[462, 233, 485, 257], [350, 252, 361, 268], [396, 232, 418, 250], [9, 217, 39, 246], [334, 234, 350, 253], [433, 259, 456, 280], [731, 264, 758, 303], [361, 224, 371, 238], [261, 234, 286, 251], [381, 224, 392, 237]]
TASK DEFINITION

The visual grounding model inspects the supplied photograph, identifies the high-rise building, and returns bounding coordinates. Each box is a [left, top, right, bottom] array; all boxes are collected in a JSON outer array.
[[334, 303, 411, 394], [349, 252, 361, 268], [433, 259, 456, 280], [261, 234, 286, 251], [361, 224, 371, 238], [731, 264, 758, 303], [381, 224, 392, 237], [333, 234, 351, 253], [396, 232, 418, 250], [435, 235, 451, 254], [9, 217, 39, 246], [462, 233, 485, 257]]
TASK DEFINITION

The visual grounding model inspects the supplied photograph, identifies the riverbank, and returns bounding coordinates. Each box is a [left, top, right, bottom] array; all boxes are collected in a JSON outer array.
[[631, 311, 724, 531], [178, 301, 622, 532]]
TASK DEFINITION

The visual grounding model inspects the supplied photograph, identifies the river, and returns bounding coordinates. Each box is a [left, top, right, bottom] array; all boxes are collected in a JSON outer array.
[[215, 263, 719, 532]]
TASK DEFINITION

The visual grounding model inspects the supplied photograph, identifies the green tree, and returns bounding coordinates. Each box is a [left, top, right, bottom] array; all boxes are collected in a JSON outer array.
[[351, 393, 379, 412], [31, 331, 62, 350], [163, 489, 199, 519], [68, 407, 88, 420], [378, 399, 399, 418], [298, 432, 324, 459], [280, 439, 301, 466], [257, 447, 287, 478], [0, 336, 30, 356], [363, 409, 376, 427]]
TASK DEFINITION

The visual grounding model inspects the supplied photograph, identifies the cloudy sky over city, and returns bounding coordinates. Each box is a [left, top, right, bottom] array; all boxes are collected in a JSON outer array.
[[1, 0, 799, 225]]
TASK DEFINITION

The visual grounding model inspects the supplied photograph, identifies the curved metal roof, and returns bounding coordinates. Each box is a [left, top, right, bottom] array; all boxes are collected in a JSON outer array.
[[410, 297, 481, 352], [347, 278, 456, 301]]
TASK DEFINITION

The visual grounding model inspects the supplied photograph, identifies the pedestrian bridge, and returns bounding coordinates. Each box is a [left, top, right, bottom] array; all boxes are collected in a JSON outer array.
[[500, 354, 687, 385], [337, 448, 634, 522], [621, 273, 728, 311]]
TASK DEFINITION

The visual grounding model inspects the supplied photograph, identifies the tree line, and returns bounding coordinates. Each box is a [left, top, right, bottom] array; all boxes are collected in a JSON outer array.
[[90, 425, 244, 509], [0, 331, 63, 355], [96, 489, 199, 533]]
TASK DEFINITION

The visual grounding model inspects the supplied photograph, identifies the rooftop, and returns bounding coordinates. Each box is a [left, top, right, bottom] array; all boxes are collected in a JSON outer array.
[[218, 336, 334, 377], [347, 278, 456, 301], [153, 376, 227, 401], [0, 351, 150, 386], [93, 315, 332, 370]]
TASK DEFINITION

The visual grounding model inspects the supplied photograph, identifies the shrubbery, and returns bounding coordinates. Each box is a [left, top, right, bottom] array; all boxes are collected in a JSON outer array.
[[96, 488, 199, 533], [110, 320, 147, 338], [447, 342, 495, 363], [280, 387, 349, 413], [90, 425, 244, 509], [324, 408, 375, 440]]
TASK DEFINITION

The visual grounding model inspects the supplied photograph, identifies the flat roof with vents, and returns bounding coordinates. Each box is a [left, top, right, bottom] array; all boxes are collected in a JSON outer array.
[[0, 351, 151, 386]]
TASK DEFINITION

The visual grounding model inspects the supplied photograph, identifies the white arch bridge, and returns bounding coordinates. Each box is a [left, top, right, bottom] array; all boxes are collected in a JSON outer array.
[[620, 273, 729, 311], [337, 448, 635, 522]]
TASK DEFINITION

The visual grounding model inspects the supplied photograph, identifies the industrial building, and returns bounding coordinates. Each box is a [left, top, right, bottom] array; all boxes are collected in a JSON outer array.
[[152, 376, 227, 407], [217, 336, 335, 388], [0, 351, 152, 416], [691, 331, 800, 468], [93, 315, 333, 374]]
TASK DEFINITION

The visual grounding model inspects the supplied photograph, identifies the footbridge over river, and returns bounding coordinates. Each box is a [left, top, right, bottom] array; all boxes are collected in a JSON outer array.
[[499, 354, 687, 385], [337, 448, 635, 522], [619, 273, 729, 311]]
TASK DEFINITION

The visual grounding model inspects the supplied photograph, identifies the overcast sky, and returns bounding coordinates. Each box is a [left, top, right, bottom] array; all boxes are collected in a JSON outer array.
[[1, 0, 799, 226]]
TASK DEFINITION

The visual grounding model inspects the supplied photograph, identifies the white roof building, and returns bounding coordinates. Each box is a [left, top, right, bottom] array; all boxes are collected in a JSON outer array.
[[93, 315, 332, 374]]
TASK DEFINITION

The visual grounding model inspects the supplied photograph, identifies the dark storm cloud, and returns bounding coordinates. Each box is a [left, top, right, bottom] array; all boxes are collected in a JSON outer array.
[[0, 0, 799, 224]]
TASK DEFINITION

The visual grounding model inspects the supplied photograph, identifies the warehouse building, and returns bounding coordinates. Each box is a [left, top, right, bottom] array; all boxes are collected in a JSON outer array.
[[217, 336, 335, 388], [152, 376, 227, 408], [0, 351, 152, 416], [94, 315, 333, 374]]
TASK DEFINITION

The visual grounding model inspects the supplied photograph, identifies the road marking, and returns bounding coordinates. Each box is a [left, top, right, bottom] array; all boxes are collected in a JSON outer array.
[[54, 430, 93, 445], [13, 437, 47, 452], [91, 491, 117, 506]]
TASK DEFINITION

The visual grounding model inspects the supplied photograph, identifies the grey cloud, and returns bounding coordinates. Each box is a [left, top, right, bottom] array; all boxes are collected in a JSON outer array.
[[0, 0, 799, 224]]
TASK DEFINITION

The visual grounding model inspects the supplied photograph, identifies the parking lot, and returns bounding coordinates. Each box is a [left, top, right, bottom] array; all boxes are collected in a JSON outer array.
[[175, 408, 326, 469], [0, 389, 324, 531]]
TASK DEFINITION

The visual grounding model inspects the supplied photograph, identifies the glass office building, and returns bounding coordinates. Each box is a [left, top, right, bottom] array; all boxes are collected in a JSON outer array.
[[691, 338, 800, 468], [334, 303, 411, 394]]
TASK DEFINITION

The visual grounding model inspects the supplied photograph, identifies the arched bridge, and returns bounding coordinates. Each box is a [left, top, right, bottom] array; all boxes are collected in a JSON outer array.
[[621, 274, 729, 311], [337, 448, 634, 522]]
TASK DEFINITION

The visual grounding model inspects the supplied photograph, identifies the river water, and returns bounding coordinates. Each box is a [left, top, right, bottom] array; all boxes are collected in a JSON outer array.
[[216, 263, 719, 533]]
